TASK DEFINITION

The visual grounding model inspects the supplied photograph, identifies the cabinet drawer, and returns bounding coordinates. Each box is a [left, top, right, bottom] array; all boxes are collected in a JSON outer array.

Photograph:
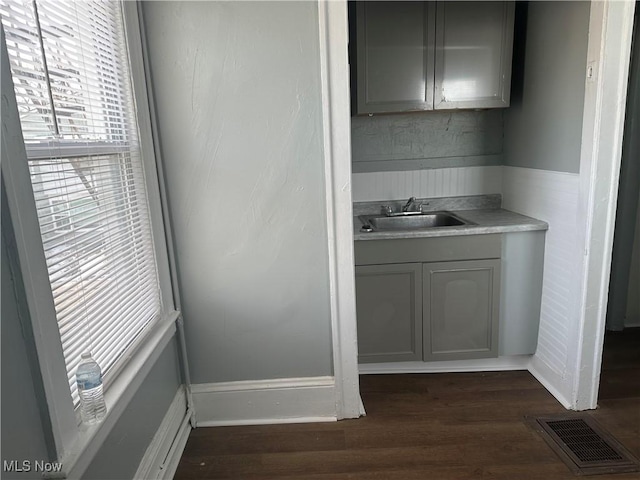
[[355, 234, 501, 265]]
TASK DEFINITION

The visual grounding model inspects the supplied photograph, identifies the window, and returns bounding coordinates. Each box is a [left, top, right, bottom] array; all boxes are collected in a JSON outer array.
[[1, 0, 163, 408]]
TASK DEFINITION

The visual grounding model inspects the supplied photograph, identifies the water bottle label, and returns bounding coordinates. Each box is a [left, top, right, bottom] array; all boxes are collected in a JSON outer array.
[[77, 374, 102, 390], [78, 380, 102, 390]]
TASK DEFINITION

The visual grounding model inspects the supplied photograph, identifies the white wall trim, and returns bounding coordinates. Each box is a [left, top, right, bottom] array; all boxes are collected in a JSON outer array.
[[572, 0, 636, 410], [157, 414, 191, 480], [359, 355, 532, 375], [192, 377, 339, 427], [134, 1, 195, 424], [134, 386, 191, 480], [2, 27, 77, 458], [528, 358, 572, 410], [318, 0, 362, 419], [122, 1, 175, 312]]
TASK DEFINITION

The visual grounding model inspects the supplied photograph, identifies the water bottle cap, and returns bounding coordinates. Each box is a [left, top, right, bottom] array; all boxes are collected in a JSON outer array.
[[81, 352, 92, 359]]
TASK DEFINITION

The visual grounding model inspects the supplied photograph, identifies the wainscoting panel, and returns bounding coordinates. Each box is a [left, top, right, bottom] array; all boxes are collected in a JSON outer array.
[[502, 167, 580, 397], [351, 166, 503, 202]]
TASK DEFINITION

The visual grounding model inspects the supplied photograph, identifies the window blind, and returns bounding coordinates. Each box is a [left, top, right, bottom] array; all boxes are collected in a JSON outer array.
[[1, 0, 162, 406]]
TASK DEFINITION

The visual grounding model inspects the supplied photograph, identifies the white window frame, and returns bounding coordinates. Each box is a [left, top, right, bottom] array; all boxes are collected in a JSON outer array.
[[1, 2, 178, 477]]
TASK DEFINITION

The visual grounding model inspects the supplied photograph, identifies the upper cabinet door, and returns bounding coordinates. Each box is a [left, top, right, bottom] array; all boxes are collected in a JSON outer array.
[[434, 1, 515, 110], [356, 1, 436, 114]]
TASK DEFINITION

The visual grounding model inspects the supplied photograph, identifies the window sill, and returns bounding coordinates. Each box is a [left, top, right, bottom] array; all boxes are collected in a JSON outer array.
[[45, 310, 179, 479]]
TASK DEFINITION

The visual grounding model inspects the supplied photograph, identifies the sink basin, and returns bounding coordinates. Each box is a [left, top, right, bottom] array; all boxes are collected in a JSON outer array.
[[360, 212, 469, 231]]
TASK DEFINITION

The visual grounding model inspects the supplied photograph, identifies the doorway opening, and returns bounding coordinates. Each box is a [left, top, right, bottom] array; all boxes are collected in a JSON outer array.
[[601, 2, 640, 405]]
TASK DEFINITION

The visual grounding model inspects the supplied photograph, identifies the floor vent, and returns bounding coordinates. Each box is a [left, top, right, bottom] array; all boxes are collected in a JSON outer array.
[[529, 414, 640, 476]]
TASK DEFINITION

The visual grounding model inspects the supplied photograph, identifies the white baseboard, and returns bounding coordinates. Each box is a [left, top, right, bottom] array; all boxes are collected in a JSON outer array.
[[527, 359, 572, 410], [192, 376, 338, 427], [358, 355, 532, 374], [624, 318, 640, 328], [134, 385, 192, 480], [157, 411, 191, 480]]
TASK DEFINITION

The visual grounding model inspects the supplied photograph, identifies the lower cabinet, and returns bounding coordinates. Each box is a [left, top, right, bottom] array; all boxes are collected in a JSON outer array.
[[355, 263, 422, 363], [354, 236, 502, 364], [423, 259, 500, 361]]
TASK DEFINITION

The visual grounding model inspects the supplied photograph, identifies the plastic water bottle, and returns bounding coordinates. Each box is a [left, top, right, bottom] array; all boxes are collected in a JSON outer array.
[[76, 352, 107, 425]]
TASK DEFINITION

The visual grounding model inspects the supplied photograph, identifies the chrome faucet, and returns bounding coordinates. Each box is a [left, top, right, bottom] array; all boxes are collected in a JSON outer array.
[[402, 197, 422, 212]]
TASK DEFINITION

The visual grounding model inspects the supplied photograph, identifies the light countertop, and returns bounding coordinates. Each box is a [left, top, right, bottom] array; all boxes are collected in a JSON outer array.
[[353, 195, 548, 241]]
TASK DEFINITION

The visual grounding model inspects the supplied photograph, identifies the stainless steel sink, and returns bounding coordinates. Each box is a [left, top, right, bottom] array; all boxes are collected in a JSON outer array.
[[359, 212, 469, 231]]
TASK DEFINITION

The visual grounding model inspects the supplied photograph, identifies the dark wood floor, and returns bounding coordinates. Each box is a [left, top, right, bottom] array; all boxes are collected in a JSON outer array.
[[175, 330, 640, 479]]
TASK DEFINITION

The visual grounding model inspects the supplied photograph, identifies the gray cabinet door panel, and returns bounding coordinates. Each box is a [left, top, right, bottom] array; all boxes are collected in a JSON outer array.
[[434, 1, 514, 109], [423, 259, 500, 361], [355, 263, 423, 363], [357, 1, 436, 114]]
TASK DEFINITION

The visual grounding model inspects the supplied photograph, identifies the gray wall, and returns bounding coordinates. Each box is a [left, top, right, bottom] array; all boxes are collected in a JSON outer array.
[[504, 1, 591, 173], [142, 1, 333, 384], [1, 184, 51, 480], [352, 110, 504, 173]]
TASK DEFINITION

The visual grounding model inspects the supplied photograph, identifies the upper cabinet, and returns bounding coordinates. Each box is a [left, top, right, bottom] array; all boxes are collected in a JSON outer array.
[[356, 1, 436, 113], [354, 1, 515, 115], [434, 2, 514, 110]]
